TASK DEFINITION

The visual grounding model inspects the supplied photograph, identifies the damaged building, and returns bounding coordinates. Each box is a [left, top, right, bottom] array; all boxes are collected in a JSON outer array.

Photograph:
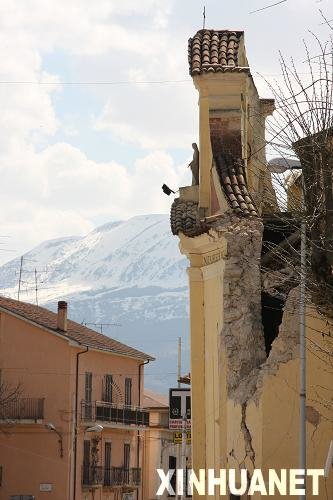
[[170, 29, 333, 498]]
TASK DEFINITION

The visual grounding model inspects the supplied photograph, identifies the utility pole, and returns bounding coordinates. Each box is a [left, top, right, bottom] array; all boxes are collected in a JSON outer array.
[[180, 413, 187, 500], [176, 337, 182, 500], [299, 180, 306, 500], [17, 256, 23, 301], [178, 337, 182, 388]]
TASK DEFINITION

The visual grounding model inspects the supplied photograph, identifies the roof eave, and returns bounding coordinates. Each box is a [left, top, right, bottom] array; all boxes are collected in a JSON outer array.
[[0, 306, 155, 362]]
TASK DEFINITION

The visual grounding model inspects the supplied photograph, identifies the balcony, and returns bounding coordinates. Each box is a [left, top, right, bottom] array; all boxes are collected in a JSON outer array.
[[0, 398, 44, 422], [82, 466, 141, 488], [81, 401, 149, 427]]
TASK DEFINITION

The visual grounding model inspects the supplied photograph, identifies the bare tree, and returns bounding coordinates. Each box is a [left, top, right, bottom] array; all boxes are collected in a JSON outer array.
[[261, 32, 333, 319], [0, 376, 22, 421]]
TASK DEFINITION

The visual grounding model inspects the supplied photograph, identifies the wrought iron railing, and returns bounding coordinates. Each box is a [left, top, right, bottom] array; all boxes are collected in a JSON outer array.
[[82, 466, 141, 487], [81, 401, 149, 426], [0, 398, 44, 421], [82, 465, 103, 486]]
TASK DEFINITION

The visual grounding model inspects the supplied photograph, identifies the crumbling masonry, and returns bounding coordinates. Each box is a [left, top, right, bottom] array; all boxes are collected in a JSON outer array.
[[170, 29, 333, 499]]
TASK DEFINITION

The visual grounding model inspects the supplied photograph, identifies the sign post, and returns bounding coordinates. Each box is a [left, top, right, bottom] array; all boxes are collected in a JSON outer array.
[[169, 388, 191, 499], [169, 388, 191, 429]]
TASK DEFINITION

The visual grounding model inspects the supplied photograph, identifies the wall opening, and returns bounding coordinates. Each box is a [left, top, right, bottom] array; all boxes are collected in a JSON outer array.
[[261, 292, 284, 355]]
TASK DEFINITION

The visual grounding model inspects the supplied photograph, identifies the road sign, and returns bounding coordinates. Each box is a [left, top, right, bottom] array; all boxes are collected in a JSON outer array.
[[173, 431, 191, 444], [169, 388, 191, 429]]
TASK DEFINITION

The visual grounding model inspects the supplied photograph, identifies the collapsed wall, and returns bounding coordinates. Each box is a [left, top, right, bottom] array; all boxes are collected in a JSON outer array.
[[211, 213, 266, 402]]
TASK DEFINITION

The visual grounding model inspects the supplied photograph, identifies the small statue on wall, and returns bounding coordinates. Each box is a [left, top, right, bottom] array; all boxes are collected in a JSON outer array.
[[188, 142, 199, 185]]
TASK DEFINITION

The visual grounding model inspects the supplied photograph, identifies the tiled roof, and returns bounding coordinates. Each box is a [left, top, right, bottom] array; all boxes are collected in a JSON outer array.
[[188, 29, 245, 76], [0, 296, 154, 361], [170, 199, 208, 238], [143, 390, 168, 408], [214, 153, 258, 216]]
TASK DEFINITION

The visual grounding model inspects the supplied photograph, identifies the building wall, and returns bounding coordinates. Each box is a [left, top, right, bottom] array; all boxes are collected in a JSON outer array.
[[0, 310, 146, 500], [0, 310, 73, 499], [180, 226, 333, 498]]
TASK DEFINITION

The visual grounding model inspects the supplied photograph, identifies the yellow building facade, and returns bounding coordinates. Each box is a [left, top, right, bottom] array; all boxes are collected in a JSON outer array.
[[170, 29, 333, 498]]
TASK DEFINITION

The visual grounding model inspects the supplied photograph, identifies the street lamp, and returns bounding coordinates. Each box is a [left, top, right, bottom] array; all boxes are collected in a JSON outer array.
[[45, 422, 64, 458], [85, 424, 103, 433], [268, 156, 307, 500]]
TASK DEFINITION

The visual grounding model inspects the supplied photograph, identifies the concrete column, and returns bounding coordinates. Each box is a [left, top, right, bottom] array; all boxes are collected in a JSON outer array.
[[187, 256, 224, 500], [187, 266, 206, 495]]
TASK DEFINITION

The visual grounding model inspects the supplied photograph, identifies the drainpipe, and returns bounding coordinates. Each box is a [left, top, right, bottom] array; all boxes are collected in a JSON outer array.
[[137, 359, 150, 500], [73, 346, 89, 500]]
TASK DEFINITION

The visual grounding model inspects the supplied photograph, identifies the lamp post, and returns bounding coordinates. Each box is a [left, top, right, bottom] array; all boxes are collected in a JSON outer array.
[[45, 422, 64, 458], [268, 158, 306, 498]]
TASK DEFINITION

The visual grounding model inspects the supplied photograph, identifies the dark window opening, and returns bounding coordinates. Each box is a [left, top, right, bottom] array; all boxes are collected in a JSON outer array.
[[125, 378, 132, 406], [103, 374, 113, 403], [262, 215, 297, 258], [261, 292, 284, 355], [168, 456, 176, 497]]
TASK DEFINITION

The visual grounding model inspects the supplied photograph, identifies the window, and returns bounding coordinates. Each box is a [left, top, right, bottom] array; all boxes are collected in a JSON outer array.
[[84, 372, 92, 419], [103, 374, 113, 403], [104, 442, 112, 486], [85, 372, 92, 402], [82, 440, 91, 485], [123, 443, 130, 483], [10, 497, 35, 500], [125, 378, 132, 406], [168, 456, 176, 497], [83, 440, 90, 466]]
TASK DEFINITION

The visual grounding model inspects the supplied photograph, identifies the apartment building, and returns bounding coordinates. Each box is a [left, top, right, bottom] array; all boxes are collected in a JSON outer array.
[[0, 297, 154, 500]]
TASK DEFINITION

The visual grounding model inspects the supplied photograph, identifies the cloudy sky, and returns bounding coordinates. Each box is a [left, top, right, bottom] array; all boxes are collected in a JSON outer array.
[[0, 0, 332, 263]]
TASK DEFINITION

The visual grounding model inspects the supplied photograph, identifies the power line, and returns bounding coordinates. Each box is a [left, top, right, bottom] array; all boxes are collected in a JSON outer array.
[[0, 79, 190, 86], [249, 0, 287, 14]]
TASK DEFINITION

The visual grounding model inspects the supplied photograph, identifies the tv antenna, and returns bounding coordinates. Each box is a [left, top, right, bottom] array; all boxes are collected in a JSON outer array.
[[17, 256, 23, 301], [81, 322, 122, 334], [203, 6, 206, 29]]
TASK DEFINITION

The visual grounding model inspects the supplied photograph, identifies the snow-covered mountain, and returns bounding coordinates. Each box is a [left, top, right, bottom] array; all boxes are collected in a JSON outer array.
[[0, 214, 190, 391]]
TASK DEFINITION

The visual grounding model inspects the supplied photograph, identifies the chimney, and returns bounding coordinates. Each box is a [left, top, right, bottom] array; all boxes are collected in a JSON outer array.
[[57, 301, 68, 332]]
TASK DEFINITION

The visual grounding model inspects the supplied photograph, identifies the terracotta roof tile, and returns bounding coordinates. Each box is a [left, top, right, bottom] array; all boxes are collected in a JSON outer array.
[[170, 199, 208, 238], [188, 29, 246, 76], [0, 296, 154, 361], [214, 153, 258, 217]]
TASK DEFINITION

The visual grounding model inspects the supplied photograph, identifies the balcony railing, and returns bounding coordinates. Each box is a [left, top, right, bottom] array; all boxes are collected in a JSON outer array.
[[82, 466, 141, 487], [0, 398, 44, 421], [81, 401, 149, 427]]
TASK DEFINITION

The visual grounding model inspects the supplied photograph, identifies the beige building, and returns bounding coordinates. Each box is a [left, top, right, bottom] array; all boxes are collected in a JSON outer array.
[[142, 390, 191, 500], [0, 297, 153, 500], [170, 29, 333, 498]]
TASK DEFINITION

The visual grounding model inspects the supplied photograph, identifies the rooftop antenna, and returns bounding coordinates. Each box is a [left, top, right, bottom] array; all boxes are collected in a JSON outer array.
[[17, 256, 23, 301], [34, 268, 38, 306], [81, 321, 122, 334], [203, 5, 206, 29]]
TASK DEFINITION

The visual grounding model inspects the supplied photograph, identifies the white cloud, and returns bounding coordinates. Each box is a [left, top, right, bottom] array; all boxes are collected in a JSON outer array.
[[0, 141, 191, 263], [0, 0, 190, 264]]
